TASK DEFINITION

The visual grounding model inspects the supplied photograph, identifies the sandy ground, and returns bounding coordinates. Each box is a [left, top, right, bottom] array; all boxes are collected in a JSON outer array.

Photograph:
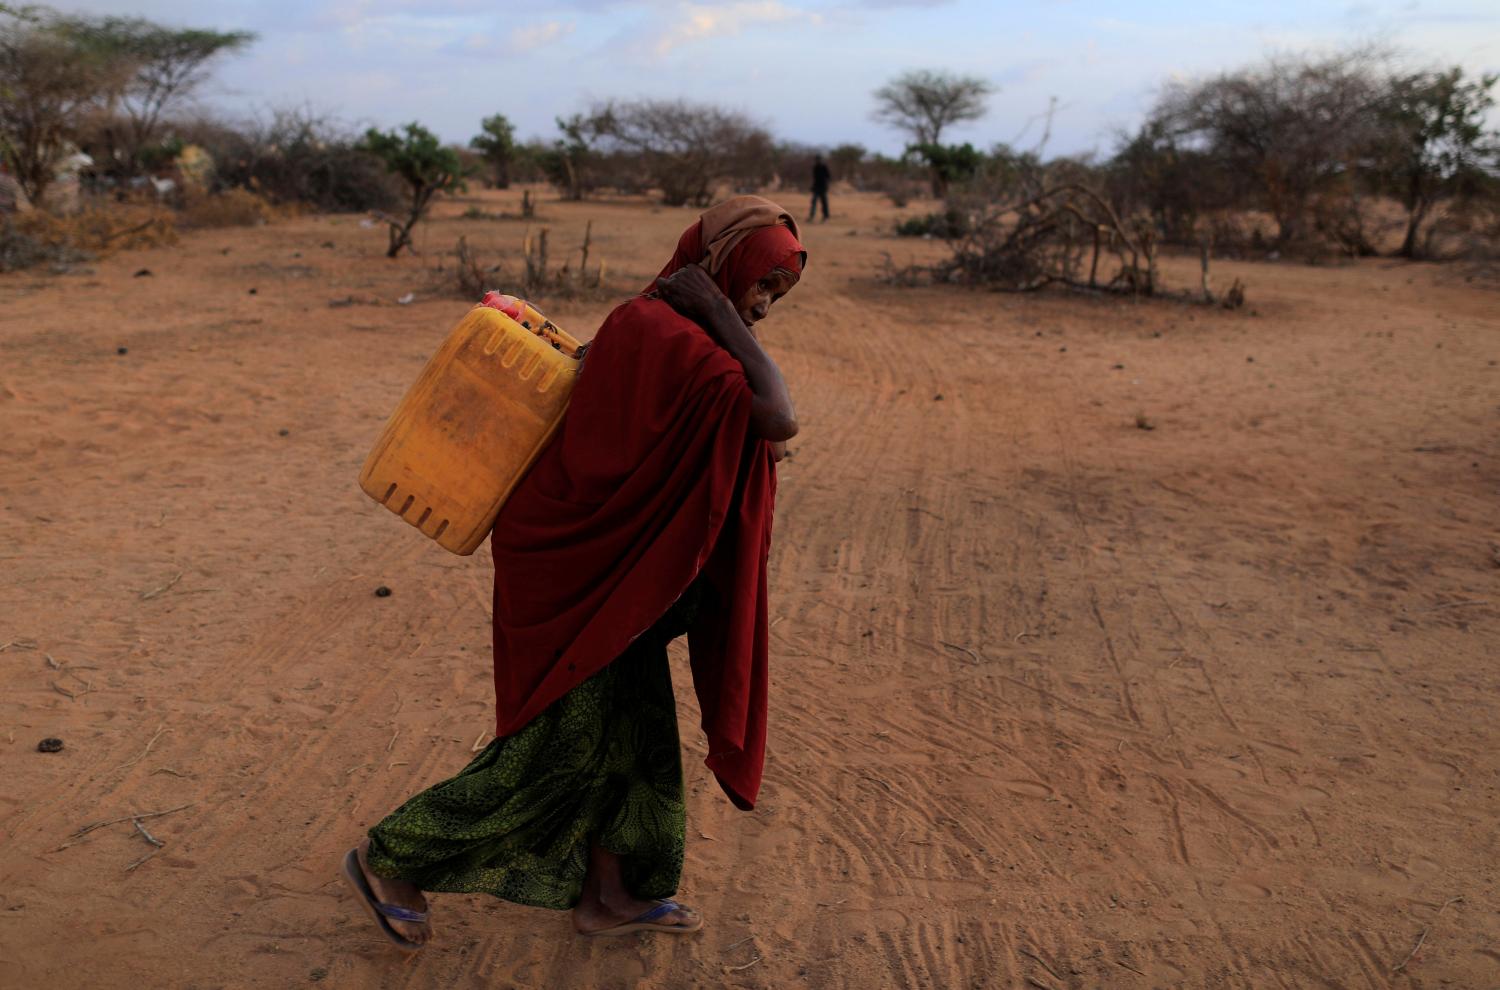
[[2, 188, 1498, 989]]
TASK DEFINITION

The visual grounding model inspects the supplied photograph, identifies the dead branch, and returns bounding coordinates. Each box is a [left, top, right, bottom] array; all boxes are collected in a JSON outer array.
[[888, 164, 1233, 304], [1393, 895, 1463, 973], [61, 803, 193, 849], [112, 724, 168, 773], [140, 572, 183, 600]]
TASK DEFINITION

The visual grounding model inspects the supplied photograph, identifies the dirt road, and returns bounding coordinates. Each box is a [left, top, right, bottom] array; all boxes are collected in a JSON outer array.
[[2, 190, 1497, 988]]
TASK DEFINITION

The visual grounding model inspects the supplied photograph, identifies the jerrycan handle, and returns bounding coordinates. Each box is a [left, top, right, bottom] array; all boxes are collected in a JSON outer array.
[[479, 292, 584, 359]]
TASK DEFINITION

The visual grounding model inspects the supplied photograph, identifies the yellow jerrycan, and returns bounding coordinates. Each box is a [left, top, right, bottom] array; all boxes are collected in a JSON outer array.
[[358, 295, 585, 555]]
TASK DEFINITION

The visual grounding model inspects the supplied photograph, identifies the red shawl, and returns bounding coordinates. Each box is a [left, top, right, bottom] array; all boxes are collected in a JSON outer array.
[[490, 200, 804, 810]]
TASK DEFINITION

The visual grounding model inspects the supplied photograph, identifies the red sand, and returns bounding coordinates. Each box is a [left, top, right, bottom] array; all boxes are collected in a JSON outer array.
[[2, 189, 1498, 988]]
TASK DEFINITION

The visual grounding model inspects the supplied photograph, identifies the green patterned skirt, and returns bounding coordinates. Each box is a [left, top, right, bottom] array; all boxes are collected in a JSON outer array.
[[365, 584, 702, 910]]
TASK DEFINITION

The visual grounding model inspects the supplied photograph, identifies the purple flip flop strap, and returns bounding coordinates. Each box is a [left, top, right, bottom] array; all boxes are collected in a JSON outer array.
[[375, 901, 429, 925], [631, 901, 686, 926]]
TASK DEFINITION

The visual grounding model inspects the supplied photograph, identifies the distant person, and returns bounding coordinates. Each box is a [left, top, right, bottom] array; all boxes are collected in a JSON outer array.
[[809, 154, 831, 222], [342, 197, 807, 950]]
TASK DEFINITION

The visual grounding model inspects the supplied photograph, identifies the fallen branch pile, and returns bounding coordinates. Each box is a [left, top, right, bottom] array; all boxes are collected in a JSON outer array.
[[888, 170, 1246, 308]]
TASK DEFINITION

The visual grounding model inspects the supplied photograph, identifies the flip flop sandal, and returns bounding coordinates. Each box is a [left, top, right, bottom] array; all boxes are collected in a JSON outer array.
[[583, 900, 703, 937], [341, 847, 429, 953]]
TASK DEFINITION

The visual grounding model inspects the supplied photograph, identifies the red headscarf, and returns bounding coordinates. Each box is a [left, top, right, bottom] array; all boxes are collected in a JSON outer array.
[[489, 198, 805, 810], [649, 195, 806, 303]]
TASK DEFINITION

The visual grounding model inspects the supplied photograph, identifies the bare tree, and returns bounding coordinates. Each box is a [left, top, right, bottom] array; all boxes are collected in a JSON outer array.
[[1105, 120, 1239, 246], [592, 99, 774, 207], [192, 105, 402, 213], [1150, 52, 1385, 247], [828, 142, 867, 187], [726, 127, 777, 193], [872, 70, 993, 146]]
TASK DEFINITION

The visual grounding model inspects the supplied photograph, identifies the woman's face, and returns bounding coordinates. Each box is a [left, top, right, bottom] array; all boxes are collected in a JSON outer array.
[[735, 269, 798, 330]]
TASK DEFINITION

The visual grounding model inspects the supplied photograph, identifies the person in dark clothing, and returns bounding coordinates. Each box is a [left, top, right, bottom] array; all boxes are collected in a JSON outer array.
[[808, 155, 831, 222]]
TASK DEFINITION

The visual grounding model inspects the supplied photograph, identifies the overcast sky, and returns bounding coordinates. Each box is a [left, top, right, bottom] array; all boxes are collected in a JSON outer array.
[[36, 0, 1500, 157]]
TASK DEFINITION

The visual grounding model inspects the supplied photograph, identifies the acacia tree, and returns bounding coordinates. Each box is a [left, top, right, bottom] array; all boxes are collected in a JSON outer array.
[[1, 7, 253, 201], [359, 123, 468, 257], [873, 70, 992, 195], [0, 7, 132, 205], [591, 99, 774, 207], [873, 70, 993, 145], [1376, 67, 1498, 258], [469, 112, 516, 188], [81, 16, 254, 175]]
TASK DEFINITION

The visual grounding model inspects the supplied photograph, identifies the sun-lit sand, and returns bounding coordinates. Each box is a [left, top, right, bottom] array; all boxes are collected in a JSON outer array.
[[2, 187, 1497, 987]]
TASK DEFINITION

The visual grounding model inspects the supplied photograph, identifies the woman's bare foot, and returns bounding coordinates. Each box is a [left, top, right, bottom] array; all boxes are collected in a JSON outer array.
[[571, 842, 699, 934], [356, 838, 432, 945]]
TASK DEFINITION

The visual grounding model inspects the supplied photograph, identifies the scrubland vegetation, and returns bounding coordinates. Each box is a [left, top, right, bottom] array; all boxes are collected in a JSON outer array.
[[2, 5, 1496, 287]]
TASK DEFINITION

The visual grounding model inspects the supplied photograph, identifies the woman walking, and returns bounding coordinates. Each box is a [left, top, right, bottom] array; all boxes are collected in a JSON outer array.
[[342, 196, 806, 949]]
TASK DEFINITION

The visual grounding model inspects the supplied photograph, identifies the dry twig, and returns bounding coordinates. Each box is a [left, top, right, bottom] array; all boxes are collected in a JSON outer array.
[[50, 679, 93, 700], [940, 641, 981, 664], [724, 956, 761, 973], [124, 850, 159, 871], [132, 818, 164, 848], [140, 572, 184, 601], [100, 218, 164, 245], [45, 653, 96, 699], [112, 725, 168, 773], [1392, 895, 1463, 973], [1019, 948, 1063, 981], [62, 803, 193, 849]]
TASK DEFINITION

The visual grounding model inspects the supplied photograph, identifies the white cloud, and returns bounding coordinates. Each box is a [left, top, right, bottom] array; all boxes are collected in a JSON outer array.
[[444, 20, 574, 59], [515, 20, 577, 48], [648, 1, 819, 57]]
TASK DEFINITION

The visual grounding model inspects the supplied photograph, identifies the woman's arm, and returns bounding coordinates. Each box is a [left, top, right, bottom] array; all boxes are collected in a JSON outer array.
[[654, 268, 799, 442]]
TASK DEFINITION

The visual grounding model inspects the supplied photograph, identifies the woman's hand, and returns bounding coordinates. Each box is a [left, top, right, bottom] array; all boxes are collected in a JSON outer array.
[[655, 264, 799, 443], [654, 265, 736, 330]]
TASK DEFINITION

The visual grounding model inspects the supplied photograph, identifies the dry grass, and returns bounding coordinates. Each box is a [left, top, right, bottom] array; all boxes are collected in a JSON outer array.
[[2, 199, 178, 271], [0, 189, 289, 272], [178, 188, 283, 230]]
